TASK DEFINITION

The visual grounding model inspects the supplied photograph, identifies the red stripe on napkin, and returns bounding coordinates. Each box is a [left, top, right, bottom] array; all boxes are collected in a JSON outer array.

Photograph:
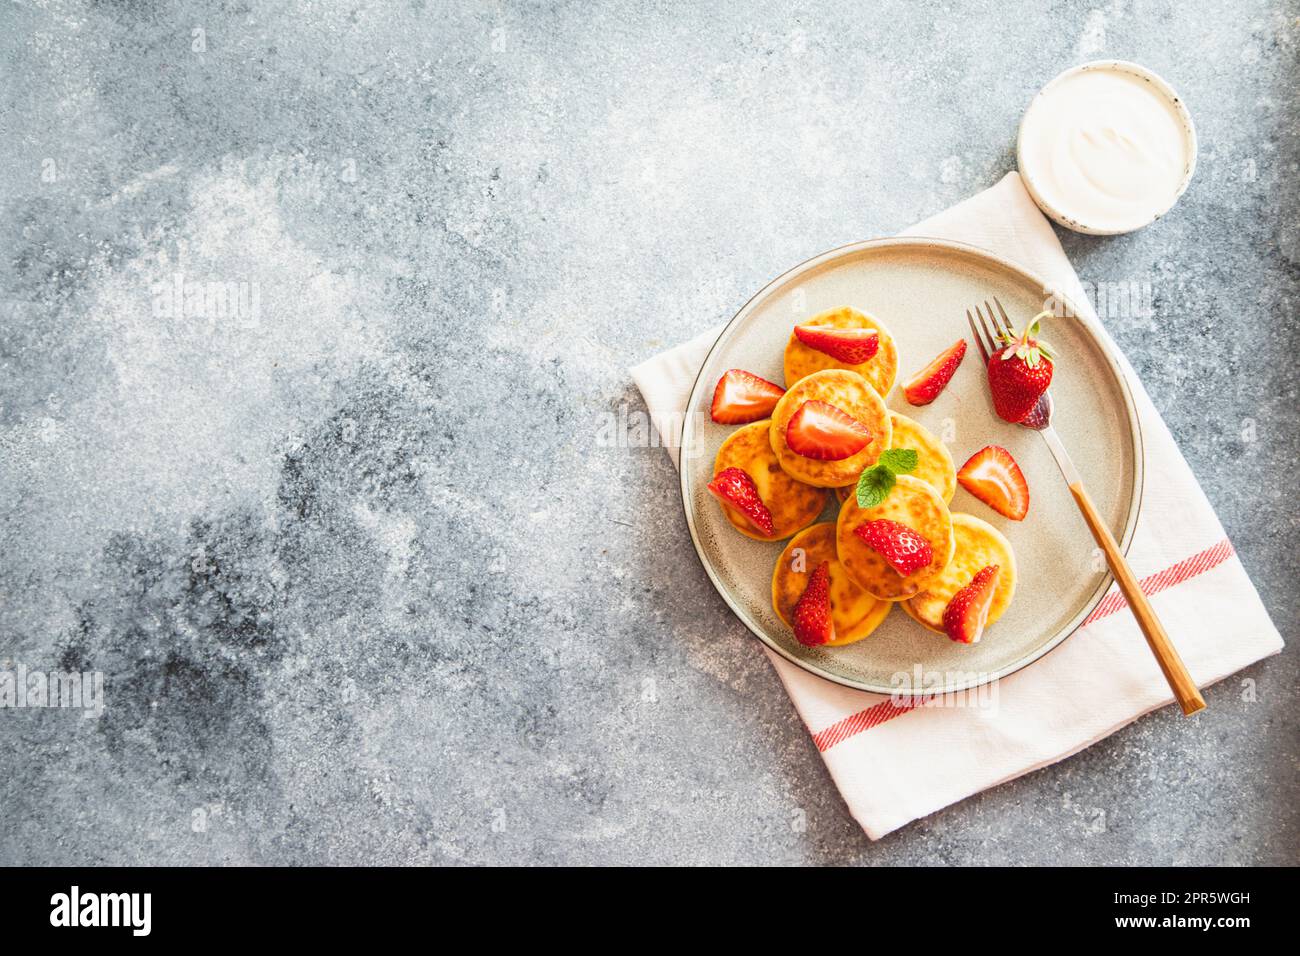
[[811, 698, 923, 751], [1081, 538, 1236, 625], [811, 537, 1236, 753]]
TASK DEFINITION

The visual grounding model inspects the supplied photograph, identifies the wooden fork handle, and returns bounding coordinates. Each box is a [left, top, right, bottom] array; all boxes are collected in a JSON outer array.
[[1069, 481, 1206, 716]]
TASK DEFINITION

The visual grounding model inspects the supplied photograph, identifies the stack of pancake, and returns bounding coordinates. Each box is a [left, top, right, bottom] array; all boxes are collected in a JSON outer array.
[[710, 306, 1016, 646]]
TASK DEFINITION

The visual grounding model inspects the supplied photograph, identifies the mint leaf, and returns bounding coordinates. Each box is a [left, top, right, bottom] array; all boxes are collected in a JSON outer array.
[[855, 448, 918, 508], [856, 465, 896, 509], [877, 448, 918, 474]]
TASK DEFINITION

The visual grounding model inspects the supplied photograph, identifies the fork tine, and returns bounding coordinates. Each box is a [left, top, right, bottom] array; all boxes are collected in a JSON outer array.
[[980, 304, 1002, 356], [975, 304, 998, 359], [966, 308, 990, 362], [984, 299, 1010, 345], [992, 296, 1018, 337]]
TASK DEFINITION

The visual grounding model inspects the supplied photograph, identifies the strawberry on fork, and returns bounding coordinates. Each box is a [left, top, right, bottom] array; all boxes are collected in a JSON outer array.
[[986, 310, 1056, 424], [967, 297, 1206, 715]]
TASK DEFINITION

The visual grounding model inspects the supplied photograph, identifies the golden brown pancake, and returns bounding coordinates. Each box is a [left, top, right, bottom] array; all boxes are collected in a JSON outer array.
[[835, 411, 957, 504], [889, 412, 956, 503], [784, 306, 899, 395], [769, 369, 891, 487], [902, 512, 1017, 633], [835, 474, 955, 601], [713, 420, 826, 540], [771, 523, 892, 646]]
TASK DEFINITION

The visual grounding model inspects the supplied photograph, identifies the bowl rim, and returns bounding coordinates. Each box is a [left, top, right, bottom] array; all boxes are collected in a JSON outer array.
[[677, 235, 1146, 695], [1016, 59, 1198, 236]]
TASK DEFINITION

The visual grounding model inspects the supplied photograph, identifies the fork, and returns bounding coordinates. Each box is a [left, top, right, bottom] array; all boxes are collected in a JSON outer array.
[[968, 298, 1206, 716]]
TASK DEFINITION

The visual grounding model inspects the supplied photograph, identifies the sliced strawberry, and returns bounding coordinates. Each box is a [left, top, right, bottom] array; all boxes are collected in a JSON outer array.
[[942, 565, 1001, 644], [903, 339, 967, 405], [957, 445, 1029, 520], [853, 519, 933, 577], [707, 467, 775, 536], [710, 369, 785, 424], [785, 400, 872, 461], [793, 325, 880, 365], [792, 562, 836, 646]]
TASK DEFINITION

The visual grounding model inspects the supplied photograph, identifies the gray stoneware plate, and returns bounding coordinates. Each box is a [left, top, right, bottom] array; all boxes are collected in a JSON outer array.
[[679, 237, 1144, 694]]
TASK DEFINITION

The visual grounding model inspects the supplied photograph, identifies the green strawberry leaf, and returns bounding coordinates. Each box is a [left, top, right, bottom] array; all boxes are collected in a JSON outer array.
[[856, 465, 896, 509], [877, 448, 918, 475]]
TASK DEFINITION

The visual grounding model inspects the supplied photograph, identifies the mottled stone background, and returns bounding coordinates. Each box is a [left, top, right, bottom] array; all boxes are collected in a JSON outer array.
[[1, 0, 1295, 865]]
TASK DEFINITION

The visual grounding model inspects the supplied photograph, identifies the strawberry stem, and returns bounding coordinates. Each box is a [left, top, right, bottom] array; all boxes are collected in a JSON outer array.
[[1000, 310, 1056, 366]]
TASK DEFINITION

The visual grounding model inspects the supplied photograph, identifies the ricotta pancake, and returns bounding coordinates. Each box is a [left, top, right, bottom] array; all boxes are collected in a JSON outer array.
[[835, 411, 957, 504], [771, 523, 892, 646], [769, 369, 891, 487], [784, 306, 899, 396], [713, 420, 826, 540], [889, 412, 957, 502], [836, 475, 955, 601], [902, 512, 1017, 633]]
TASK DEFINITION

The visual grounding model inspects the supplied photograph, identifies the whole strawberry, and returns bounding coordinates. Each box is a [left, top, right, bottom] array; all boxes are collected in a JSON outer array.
[[987, 311, 1056, 424]]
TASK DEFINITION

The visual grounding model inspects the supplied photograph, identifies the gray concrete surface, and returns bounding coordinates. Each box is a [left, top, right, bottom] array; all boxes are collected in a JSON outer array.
[[0, 0, 1295, 865]]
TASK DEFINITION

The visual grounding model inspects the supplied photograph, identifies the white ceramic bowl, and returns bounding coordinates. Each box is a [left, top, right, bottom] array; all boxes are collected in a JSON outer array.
[[1017, 60, 1198, 236]]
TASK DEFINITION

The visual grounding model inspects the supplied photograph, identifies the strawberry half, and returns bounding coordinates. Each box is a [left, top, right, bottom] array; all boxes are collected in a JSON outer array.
[[793, 325, 880, 365], [903, 339, 967, 405], [853, 519, 933, 577], [957, 445, 1029, 520], [792, 562, 836, 646], [707, 467, 775, 536], [987, 311, 1055, 423], [710, 369, 785, 424], [785, 400, 872, 461], [942, 565, 1001, 644]]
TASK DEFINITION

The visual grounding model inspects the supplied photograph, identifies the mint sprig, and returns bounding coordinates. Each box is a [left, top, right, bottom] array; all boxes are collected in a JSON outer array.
[[855, 447, 919, 508]]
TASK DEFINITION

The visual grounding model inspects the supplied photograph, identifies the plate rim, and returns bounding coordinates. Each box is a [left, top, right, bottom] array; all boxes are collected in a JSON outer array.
[[678, 235, 1146, 695]]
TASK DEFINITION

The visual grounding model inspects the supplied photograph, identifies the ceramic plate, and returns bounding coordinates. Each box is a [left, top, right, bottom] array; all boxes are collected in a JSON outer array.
[[679, 237, 1143, 694]]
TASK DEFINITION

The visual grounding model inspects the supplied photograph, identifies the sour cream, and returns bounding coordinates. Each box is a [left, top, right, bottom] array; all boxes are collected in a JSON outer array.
[[1017, 61, 1197, 235]]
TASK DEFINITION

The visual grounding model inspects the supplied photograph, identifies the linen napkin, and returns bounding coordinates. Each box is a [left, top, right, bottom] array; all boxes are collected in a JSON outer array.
[[630, 171, 1285, 840]]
